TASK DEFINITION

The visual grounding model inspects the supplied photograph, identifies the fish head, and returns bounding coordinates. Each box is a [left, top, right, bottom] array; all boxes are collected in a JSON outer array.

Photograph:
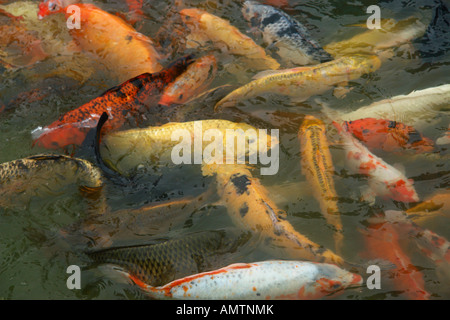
[[180, 8, 204, 27], [242, 1, 266, 28], [38, 0, 64, 19], [315, 264, 363, 295], [385, 178, 419, 203]]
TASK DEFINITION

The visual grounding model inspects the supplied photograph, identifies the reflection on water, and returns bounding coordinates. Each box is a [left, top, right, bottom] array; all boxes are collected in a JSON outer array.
[[0, 0, 449, 299]]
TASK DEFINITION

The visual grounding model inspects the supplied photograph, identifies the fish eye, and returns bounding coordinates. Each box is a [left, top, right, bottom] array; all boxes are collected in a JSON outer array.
[[178, 94, 183, 100], [49, 1, 58, 11]]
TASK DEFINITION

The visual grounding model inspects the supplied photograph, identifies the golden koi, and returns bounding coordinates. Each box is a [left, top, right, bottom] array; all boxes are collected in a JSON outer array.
[[298, 116, 343, 254], [214, 55, 381, 110], [202, 164, 344, 265], [405, 189, 450, 224], [100, 119, 279, 175], [180, 8, 280, 70], [159, 54, 217, 106]]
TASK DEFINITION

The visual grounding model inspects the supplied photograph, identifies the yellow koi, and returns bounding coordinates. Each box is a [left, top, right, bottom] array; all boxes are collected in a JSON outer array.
[[214, 54, 381, 110], [298, 116, 343, 254], [202, 163, 344, 265], [405, 189, 450, 224], [180, 8, 280, 70], [100, 119, 279, 175]]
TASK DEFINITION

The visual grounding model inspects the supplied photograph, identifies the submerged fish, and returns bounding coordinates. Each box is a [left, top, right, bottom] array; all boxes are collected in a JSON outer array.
[[214, 55, 381, 110], [159, 54, 217, 106], [363, 215, 430, 300], [0, 154, 103, 207], [38, 2, 162, 82], [339, 84, 450, 126], [436, 125, 450, 145], [242, 1, 333, 66], [88, 229, 250, 287], [202, 164, 344, 265], [405, 189, 450, 224], [324, 17, 427, 57], [32, 55, 195, 150], [180, 8, 280, 70], [343, 118, 435, 154], [331, 117, 419, 203], [111, 260, 362, 300], [100, 119, 279, 175], [298, 116, 343, 254]]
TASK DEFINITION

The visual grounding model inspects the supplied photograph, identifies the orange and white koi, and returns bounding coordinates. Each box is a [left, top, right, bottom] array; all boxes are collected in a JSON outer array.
[[363, 215, 430, 300], [159, 54, 217, 106], [214, 55, 381, 110], [38, 2, 162, 82], [180, 8, 280, 70], [202, 164, 344, 265], [112, 260, 362, 300], [298, 116, 343, 254], [332, 119, 419, 203]]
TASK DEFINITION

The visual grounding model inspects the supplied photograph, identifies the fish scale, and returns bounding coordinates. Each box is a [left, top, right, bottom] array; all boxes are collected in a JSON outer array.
[[87, 230, 248, 287]]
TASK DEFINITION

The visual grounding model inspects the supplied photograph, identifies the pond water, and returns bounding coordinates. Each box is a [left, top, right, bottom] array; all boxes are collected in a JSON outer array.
[[0, 0, 449, 299]]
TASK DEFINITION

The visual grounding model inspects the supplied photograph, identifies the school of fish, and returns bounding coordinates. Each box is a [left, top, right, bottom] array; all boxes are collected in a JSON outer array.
[[0, 0, 448, 301]]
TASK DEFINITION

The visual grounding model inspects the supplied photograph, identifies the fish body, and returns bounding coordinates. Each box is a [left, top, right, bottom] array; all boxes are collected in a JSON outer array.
[[38, 2, 162, 82], [180, 8, 280, 70], [159, 54, 217, 106], [324, 17, 427, 57], [299, 116, 343, 253], [114, 260, 362, 300], [406, 190, 450, 224], [333, 121, 419, 203], [363, 217, 430, 300], [343, 118, 435, 154], [88, 229, 248, 287], [339, 84, 450, 126], [32, 55, 195, 150], [100, 119, 278, 175], [242, 1, 333, 65], [214, 55, 381, 110], [0, 154, 102, 207], [202, 164, 344, 265]]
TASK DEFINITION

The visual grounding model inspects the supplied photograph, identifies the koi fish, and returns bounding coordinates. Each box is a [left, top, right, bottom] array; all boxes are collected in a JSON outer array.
[[180, 8, 280, 70], [100, 119, 278, 175], [125, 0, 145, 25], [324, 17, 427, 57], [111, 260, 362, 300], [88, 229, 250, 287], [202, 164, 344, 265], [339, 84, 450, 126], [405, 189, 450, 224], [330, 115, 419, 203], [38, 2, 162, 82], [242, 1, 333, 66], [298, 116, 343, 254], [0, 154, 103, 208], [32, 55, 195, 150], [343, 118, 435, 154], [363, 215, 430, 300], [159, 54, 217, 106], [383, 210, 450, 283], [214, 54, 381, 110]]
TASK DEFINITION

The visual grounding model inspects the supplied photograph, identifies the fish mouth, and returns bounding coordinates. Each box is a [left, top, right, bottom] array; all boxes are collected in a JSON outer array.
[[349, 273, 363, 287]]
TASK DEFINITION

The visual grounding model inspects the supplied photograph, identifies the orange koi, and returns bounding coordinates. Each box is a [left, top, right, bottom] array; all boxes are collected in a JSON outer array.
[[299, 116, 344, 254], [38, 2, 162, 82], [159, 54, 217, 106], [32, 55, 195, 150], [180, 8, 280, 70], [343, 118, 435, 154], [363, 215, 430, 300]]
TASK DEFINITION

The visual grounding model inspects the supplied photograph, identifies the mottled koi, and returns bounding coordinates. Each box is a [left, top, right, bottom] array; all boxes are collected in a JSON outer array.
[[299, 116, 343, 254], [202, 164, 344, 265], [109, 260, 362, 300], [32, 55, 195, 150], [344, 118, 434, 154]]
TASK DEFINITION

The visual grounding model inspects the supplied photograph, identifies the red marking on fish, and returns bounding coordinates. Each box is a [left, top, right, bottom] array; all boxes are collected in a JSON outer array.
[[32, 55, 195, 150]]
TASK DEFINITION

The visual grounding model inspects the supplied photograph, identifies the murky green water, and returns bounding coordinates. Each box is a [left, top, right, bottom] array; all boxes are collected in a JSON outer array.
[[0, 0, 449, 299]]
